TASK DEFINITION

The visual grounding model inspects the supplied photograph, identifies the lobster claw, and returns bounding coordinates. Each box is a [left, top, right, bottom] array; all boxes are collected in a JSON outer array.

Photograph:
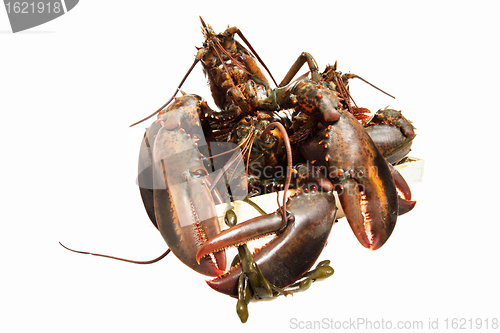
[[138, 95, 226, 276], [301, 107, 407, 251], [336, 159, 398, 251], [387, 162, 417, 216], [196, 165, 337, 297]]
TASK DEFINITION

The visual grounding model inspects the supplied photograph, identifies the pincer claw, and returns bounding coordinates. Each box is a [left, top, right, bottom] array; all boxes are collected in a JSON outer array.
[[200, 166, 337, 297], [139, 95, 227, 277], [301, 107, 401, 251]]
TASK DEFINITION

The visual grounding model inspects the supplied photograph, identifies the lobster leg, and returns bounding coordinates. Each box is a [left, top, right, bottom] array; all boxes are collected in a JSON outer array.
[[278, 52, 321, 86]]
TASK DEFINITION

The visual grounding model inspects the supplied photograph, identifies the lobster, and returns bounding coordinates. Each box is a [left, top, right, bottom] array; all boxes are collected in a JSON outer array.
[[61, 17, 417, 323]]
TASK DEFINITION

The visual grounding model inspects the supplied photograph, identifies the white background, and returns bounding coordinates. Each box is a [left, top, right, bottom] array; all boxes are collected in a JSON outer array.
[[1, 1, 499, 332]]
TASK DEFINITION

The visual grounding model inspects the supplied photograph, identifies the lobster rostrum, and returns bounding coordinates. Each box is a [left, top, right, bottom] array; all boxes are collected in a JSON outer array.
[[61, 18, 417, 323]]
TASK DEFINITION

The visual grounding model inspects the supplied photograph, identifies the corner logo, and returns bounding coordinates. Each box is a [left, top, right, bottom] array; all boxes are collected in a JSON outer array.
[[3, 0, 79, 33]]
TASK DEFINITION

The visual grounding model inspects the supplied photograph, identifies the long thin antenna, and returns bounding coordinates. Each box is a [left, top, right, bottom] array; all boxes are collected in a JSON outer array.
[[235, 29, 278, 87], [59, 242, 170, 264], [129, 58, 200, 127], [336, 75, 358, 112], [345, 73, 396, 99]]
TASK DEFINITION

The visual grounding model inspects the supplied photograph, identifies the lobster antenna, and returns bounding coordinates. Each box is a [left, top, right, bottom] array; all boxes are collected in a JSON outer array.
[[235, 29, 278, 87], [336, 76, 358, 112], [59, 242, 171, 264], [200, 17, 273, 85], [129, 58, 200, 127], [345, 73, 396, 99]]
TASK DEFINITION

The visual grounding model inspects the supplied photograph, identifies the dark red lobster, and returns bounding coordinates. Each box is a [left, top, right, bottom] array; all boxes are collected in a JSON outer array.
[[62, 17, 417, 323]]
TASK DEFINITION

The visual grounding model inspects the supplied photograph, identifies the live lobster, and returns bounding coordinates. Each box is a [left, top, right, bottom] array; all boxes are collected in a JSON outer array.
[[62, 17, 417, 323]]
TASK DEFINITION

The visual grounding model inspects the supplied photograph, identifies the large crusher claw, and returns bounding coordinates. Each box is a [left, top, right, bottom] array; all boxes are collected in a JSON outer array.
[[138, 95, 226, 276], [196, 166, 338, 297]]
